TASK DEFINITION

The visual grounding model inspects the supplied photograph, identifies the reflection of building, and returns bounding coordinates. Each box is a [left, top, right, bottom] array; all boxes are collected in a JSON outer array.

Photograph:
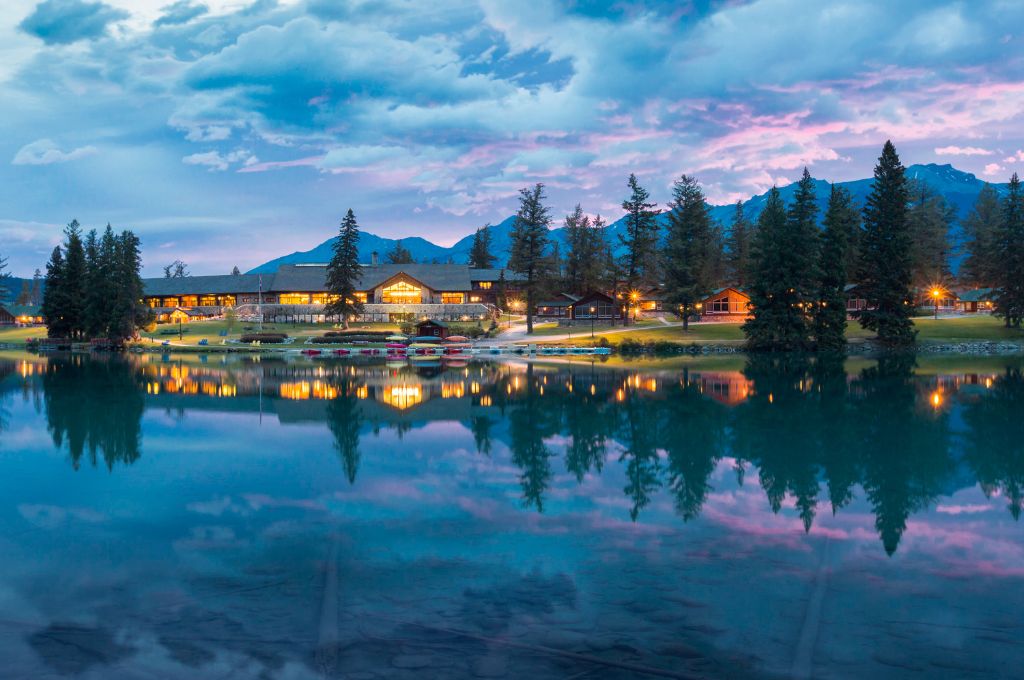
[[695, 371, 754, 406], [143, 263, 523, 323]]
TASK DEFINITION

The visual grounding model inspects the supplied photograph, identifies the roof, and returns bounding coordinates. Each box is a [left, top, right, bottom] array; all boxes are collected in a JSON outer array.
[[417, 319, 449, 328], [537, 299, 574, 308], [705, 286, 749, 298], [144, 264, 517, 297], [957, 288, 993, 302], [0, 304, 42, 317], [574, 290, 615, 304], [143, 274, 265, 296]]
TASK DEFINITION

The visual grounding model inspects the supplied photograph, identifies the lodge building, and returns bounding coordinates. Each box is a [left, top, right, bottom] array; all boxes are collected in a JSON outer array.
[[142, 263, 521, 323]]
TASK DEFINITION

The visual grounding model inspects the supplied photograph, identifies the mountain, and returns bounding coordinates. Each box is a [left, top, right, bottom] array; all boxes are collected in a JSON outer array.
[[0, 277, 43, 305], [248, 163, 1002, 274]]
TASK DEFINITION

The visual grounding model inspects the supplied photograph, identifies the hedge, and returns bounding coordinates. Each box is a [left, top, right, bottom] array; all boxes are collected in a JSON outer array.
[[240, 333, 288, 343]]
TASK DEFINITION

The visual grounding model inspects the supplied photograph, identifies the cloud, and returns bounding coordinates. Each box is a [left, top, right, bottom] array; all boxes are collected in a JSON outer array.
[[18, 0, 129, 45], [12, 139, 98, 165], [983, 163, 1003, 176], [934, 145, 993, 156], [154, 0, 208, 27], [182, 149, 257, 171]]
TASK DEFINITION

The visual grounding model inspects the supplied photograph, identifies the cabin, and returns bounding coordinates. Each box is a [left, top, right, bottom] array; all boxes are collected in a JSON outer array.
[[416, 319, 450, 339], [699, 287, 750, 321], [957, 288, 994, 313], [917, 288, 958, 313], [535, 293, 579, 318], [0, 304, 44, 326], [142, 263, 524, 323], [570, 291, 623, 321], [168, 307, 206, 324], [844, 284, 870, 315]]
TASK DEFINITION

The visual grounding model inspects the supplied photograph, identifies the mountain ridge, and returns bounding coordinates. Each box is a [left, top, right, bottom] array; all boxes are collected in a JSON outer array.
[[248, 163, 1004, 274]]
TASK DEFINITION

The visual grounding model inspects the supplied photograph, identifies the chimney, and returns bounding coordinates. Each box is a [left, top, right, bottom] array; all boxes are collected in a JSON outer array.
[[371, 251, 379, 266]]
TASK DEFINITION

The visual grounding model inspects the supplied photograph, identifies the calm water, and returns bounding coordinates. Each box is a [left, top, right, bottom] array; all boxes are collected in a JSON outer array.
[[0, 352, 1022, 679]]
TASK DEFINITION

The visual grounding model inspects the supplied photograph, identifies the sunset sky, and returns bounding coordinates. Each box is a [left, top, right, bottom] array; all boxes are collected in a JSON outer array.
[[3, 0, 1024, 275]]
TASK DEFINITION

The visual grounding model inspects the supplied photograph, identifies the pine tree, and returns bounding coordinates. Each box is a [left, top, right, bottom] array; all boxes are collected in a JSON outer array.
[[61, 220, 88, 339], [508, 183, 552, 334], [563, 204, 590, 294], [16, 281, 32, 305], [814, 185, 855, 352], [324, 209, 364, 329], [31, 269, 42, 305], [385, 239, 414, 264], [231, 266, 241, 276], [858, 141, 916, 347], [906, 180, 954, 290], [994, 173, 1024, 328], [41, 246, 67, 338], [662, 175, 715, 331], [619, 173, 661, 291], [0, 254, 9, 303], [742, 170, 819, 352], [163, 260, 189, 278], [962, 183, 1001, 288], [725, 201, 753, 287], [468, 225, 496, 269], [84, 228, 114, 338], [109, 230, 146, 341]]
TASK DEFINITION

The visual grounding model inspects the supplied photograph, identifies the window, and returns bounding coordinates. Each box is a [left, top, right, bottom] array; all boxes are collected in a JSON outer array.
[[311, 293, 346, 305], [279, 293, 310, 305], [708, 296, 730, 313], [200, 295, 217, 306], [382, 280, 421, 304], [145, 298, 160, 308], [441, 293, 465, 304], [477, 281, 492, 290], [217, 295, 236, 307], [180, 295, 198, 307], [162, 298, 179, 308], [469, 295, 481, 303]]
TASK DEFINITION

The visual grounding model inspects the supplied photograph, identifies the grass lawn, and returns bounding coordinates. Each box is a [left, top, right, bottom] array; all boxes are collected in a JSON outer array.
[[137, 320, 402, 346], [539, 322, 746, 345], [512, 318, 662, 337], [0, 326, 43, 345], [911, 315, 1024, 342]]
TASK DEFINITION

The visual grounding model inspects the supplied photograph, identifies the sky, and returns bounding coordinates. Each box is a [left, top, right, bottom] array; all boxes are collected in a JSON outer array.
[[3, 0, 1024, 276]]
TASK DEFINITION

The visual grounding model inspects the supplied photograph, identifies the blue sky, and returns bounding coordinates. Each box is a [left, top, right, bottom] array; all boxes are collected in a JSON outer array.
[[3, 0, 1024, 275]]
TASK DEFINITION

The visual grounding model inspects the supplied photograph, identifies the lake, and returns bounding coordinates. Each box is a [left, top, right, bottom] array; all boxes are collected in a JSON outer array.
[[0, 351, 1022, 679]]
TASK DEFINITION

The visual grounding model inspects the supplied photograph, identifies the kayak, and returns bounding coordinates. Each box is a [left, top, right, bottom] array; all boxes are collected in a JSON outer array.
[[301, 349, 322, 356], [332, 349, 350, 356], [385, 342, 407, 349]]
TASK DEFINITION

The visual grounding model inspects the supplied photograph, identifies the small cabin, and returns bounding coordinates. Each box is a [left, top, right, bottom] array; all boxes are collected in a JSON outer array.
[[0, 304, 44, 326], [416, 319, 450, 339], [700, 287, 750, 320], [570, 291, 623, 320], [168, 307, 204, 324], [957, 288, 994, 313], [536, 293, 579, 318]]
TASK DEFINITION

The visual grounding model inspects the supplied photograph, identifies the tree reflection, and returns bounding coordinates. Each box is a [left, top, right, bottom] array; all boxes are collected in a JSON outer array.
[[618, 394, 662, 521], [963, 366, 1024, 519], [326, 379, 363, 484], [508, 365, 557, 512], [42, 356, 144, 469]]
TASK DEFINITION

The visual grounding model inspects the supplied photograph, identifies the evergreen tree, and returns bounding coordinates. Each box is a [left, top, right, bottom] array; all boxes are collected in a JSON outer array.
[[385, 239, 414, 264], [41, 246, 67, 338], [906, 180, 955, 290], [814, 185, 855, 352], [61, 220, 88, 339], [962, 183, 1001, 288], [324, 209, 364, 329], [16, 281, 32, 305], [857, 141, 916, 347], [163, 260, 189, 278], [563, 205, 610, 295], [84, 228, 115, 338], [994, 173, 1024, 328], [662, 175, 715, 330], [618, 173, 661, 291], [468, 225, 496, 269], [508, 183, 552, 334], [742, 169, 819, 351], [31, 269, 42, 305], [725, 201, 753, 287], [109, 230, 146, 341], [231, 266, 241, 276], [0, 254, 9, 303]]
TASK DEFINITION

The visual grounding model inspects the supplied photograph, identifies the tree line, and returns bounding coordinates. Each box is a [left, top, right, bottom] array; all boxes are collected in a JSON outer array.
[[41, 220, 149, 342]]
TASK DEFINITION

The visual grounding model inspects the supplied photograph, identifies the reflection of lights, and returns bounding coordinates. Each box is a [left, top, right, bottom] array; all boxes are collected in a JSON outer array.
[[985, 378, 993, 389], [930, 390, 943, 408], [768, 393, 774, 404], [382, 384, 422, 410], [479, 395, 493, 407], [616, 388, 626, 402], [279, 381, 338, 400], [590, 384, 596, 396]]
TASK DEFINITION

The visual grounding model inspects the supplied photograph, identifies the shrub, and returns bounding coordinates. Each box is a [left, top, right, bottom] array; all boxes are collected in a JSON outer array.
[[240, 333, 287, 343]]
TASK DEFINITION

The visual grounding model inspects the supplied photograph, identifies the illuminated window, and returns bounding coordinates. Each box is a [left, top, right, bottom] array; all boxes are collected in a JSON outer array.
[[162, 297, 179, 307], [145, 298, 160, 308], [200, 295, 217, 306], [180, 296, 198, 307], [279, 293, 310, 305], [708, 296, 730, 313], [382, 280, 422, 304], [469, 295, 481, 303], [441, 293, 465, 304], [218, 295, 236, 306], [477, 281, 492, 290]]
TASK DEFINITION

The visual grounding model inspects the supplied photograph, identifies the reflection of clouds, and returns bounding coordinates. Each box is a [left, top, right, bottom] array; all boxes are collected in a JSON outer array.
[[186, 496, 250, 517], [935, 503, 992, 515], [18, 504, 106, 529], [173, 526, 248, 551]]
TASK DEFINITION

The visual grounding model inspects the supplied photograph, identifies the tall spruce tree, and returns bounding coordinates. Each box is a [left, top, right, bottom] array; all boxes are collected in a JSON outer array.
[[109, 230, 146, 341], [231, 266, 241, 276], [858, 141, 916, 347], [468, 225, 496, 268], [725, 201, 753, 287], [16, 281, 31, 305], [742, 170, 819, 351], [41, 246, 67, 338], [906, 180, 954, 290], [508, 183, 552, 334], [994, 173, 1024, 328], [563, 205, 610, 295], [619, 173, 661, 291], [385, 239, 414, 264], [962, 183, 1001, 288], [61, 220, 88, 339], [0, 254, 9, 303], [663, 175, 715, 331], [324, 210, 364, 329], [814, 185, 856, 352]]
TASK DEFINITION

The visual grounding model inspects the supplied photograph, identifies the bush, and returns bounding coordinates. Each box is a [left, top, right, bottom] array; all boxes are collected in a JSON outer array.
[[240, 333, 287, 343]]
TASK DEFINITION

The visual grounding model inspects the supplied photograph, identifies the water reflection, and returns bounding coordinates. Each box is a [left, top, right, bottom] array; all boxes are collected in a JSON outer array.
[[2, 353, 1023, 556]]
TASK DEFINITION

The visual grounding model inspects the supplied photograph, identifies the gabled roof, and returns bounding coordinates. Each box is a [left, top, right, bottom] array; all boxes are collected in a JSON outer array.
[[143, 274, 265, 296], [574, 290, 616, 304], [957, 288, 993, 302], [0, 304, 42, 317], [705, 286, 749, 298], [417, 319, 449, 328]]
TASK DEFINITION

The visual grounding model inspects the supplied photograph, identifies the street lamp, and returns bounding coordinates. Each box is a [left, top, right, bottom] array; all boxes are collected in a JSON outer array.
[[589, 306, 596, 338], [567, 306, 573, 343], [629, 290, 640, 324], [932, 287, 941, 320]]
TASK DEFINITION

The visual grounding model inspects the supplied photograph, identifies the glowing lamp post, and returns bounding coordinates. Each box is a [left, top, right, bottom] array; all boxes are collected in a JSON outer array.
[[589, 306, 596, 338], [629, 290, 640, 325], [932, 288, 941, 320]]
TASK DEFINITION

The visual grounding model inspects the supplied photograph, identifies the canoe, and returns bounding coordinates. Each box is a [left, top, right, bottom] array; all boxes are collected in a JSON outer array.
[[332, 349, 350, 356], [301, 349, 322, 356], [445, 335, 470, 343], [386, 335, 408, 341], [411, 336, 442, 343], [385, 342, 407, 348]]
